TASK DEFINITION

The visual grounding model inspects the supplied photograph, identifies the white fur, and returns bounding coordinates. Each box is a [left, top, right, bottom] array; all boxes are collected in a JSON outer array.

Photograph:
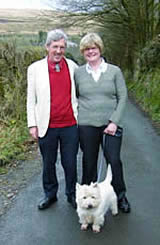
[[76, 164, 118, 233]]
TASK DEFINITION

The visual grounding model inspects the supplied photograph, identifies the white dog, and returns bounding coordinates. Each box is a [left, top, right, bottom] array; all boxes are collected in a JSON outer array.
[[76, 164, 118, 233]]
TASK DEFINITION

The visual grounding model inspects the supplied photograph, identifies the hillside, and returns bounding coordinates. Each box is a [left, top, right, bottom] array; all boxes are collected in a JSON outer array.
[[0, 8, 81, 35]]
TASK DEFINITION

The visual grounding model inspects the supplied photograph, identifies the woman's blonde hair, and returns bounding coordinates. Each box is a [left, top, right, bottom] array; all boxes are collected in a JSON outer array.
[[80, 33, 104, 54]]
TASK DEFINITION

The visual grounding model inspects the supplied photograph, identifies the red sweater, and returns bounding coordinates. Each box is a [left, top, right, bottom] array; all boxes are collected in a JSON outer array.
[[48, 58, 76, 128]]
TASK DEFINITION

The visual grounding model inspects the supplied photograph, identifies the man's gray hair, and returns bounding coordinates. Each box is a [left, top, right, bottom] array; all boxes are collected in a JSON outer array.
[[45, 29, 68, 46]]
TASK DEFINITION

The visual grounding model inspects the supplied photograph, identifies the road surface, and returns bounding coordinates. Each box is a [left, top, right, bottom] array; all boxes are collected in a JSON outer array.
[[0, 99, 160, 245]]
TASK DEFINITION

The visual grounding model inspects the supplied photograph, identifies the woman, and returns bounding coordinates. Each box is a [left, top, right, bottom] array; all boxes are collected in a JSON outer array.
[[75, 33, 131, 213]]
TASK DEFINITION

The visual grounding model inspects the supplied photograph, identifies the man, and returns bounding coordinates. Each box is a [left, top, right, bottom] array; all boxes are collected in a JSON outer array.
[[27, 29, 79, 210]]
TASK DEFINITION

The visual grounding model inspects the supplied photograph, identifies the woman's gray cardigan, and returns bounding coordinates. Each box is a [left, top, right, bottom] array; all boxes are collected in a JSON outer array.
[[74, 63, 128, 128]]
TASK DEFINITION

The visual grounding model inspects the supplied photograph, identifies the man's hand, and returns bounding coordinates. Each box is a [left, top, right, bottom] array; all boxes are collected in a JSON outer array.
[[29, 126, 38, 140]]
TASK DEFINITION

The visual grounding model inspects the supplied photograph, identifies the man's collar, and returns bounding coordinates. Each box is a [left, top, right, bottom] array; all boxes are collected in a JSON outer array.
[[47, 57, 65, 71]]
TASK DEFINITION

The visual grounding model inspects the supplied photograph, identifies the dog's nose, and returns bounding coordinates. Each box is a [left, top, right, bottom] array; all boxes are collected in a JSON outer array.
[[87, 204, 93, 209]]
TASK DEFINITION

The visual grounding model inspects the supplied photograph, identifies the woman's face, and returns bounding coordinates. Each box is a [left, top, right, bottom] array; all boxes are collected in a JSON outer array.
[[83, 45, 101, 63]]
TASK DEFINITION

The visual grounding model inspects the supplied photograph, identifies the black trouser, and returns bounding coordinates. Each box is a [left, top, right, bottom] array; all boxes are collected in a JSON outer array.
[[79, 125, 126, 200], [38, 125, 79, 199]]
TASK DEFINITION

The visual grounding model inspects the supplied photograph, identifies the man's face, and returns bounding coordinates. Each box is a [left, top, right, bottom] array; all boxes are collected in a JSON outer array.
[[46, 38, 66, 63]]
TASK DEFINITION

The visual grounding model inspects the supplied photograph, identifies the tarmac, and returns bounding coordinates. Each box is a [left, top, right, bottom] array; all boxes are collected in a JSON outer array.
[[0, 99, 160, 245]]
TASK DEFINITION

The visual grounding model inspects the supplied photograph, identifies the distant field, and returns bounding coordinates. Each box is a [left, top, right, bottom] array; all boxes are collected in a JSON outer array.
[[0, 8, 82, 36]]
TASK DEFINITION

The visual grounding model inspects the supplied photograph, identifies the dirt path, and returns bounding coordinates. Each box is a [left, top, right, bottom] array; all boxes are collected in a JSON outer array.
[[0, 145, 41, 216]]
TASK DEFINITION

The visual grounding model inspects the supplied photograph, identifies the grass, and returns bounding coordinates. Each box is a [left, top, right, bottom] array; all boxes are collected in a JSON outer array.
[[0, 8, 82, 35], [0, 167, 8, 175], [0, 121, 32, 166], [127, 67, 160, 124]]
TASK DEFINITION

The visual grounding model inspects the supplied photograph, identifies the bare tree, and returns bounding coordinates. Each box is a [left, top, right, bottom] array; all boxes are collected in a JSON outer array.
[[47, 0, 160, 73]]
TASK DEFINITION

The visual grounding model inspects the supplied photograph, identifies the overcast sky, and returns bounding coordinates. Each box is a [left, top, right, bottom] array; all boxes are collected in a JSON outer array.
[[0, 0, 57, 10]]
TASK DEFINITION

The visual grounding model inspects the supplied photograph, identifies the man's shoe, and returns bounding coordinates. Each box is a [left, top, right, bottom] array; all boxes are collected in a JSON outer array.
[[38, 196, 57, 210], [67, 195, 77, 209], [118, 197, 131, 213]]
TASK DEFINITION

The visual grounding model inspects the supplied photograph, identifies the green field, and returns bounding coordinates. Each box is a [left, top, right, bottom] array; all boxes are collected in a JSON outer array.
[[0, 8, 81, 35]]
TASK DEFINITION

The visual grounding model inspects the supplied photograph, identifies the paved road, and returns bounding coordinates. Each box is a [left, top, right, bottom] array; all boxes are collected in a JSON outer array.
[[0, 100, 160, 245]]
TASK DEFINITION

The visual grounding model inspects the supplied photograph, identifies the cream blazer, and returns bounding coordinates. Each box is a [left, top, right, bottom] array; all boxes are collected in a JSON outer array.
[[27, 57, 78, 138]]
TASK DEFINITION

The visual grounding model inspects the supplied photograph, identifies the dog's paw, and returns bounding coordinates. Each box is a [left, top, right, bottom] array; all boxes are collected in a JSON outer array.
[[81, 224, 88, 231], [111, 208, 118, 216], [112, 210, 118, 216], [92, 224, 101, 233], [111, 204, 118, 216]]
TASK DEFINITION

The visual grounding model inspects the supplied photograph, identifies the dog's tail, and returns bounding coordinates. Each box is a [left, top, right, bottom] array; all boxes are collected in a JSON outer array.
[[104, 164, 112, 184]]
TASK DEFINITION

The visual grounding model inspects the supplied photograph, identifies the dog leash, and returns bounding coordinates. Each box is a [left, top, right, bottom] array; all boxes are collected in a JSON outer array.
[[97, 134, 106, 182]]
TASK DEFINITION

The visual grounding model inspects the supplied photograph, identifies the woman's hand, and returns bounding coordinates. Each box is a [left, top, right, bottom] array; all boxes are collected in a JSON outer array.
[[29, 126, 38, 140], [104, 122, 117, 136]]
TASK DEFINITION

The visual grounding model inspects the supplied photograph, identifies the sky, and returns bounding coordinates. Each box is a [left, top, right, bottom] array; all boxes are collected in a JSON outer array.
[[0, 0, 57, 10]]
